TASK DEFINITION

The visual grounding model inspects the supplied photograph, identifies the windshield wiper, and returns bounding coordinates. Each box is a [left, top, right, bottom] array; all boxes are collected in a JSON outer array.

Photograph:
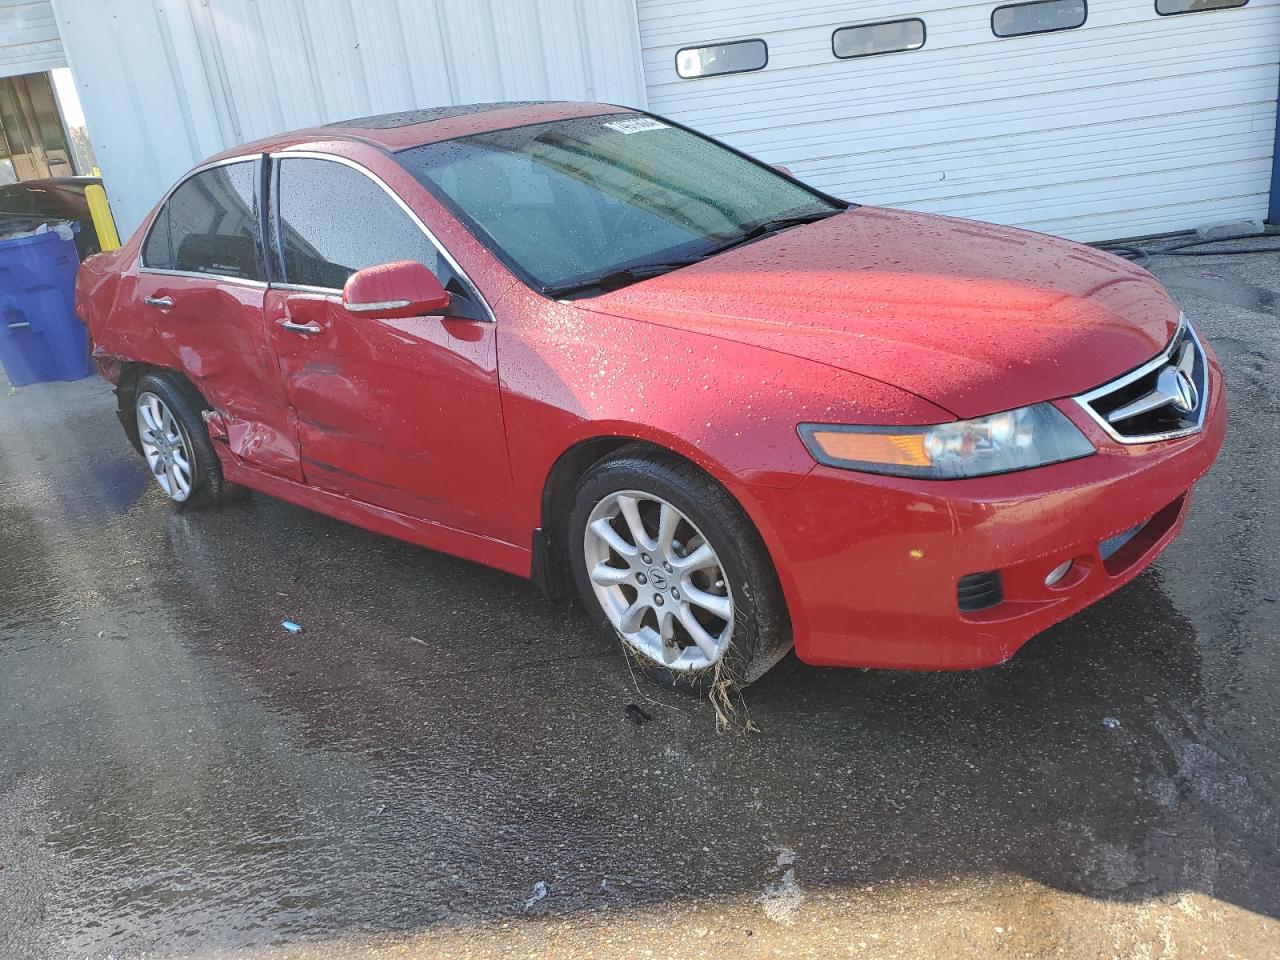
[[544, 256, 705, 299], [545, 210, 840, 299], [699, 210, 840, 259]]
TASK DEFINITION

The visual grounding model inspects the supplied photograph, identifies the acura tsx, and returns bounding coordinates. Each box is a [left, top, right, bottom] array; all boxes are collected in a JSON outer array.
[[76, 101, 1226, 689]]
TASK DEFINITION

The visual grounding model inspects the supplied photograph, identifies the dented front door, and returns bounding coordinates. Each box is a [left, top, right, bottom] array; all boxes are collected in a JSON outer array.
[[263, 288, 513, 540], [260, 152, 514, 540]]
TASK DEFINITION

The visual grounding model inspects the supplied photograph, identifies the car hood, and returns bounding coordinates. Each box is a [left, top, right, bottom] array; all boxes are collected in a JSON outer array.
[[581, 206, 1179, 419]]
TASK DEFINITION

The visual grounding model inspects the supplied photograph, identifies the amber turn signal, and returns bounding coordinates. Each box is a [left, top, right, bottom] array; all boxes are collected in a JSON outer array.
[[804, 429, 931, 468]]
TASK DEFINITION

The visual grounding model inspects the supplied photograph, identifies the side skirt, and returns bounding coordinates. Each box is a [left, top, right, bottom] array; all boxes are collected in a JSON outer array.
[[221, 455, 533, 580]]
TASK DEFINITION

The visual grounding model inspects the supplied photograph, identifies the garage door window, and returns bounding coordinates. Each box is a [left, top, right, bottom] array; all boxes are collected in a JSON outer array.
[[675, 39, 767, 79], [142, 160, 262, 281], [1156, 0, 1247, 14], [833, 19, 926, 59], [992, 0, 1087, 37]]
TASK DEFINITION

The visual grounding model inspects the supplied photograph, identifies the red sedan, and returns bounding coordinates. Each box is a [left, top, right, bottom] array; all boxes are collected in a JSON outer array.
[[77, 101, 1225, 689]]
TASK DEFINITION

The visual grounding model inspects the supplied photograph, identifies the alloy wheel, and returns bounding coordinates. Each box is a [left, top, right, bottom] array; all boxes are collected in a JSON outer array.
[[583, 489, 735, 671], [136, 391, 195, 502]]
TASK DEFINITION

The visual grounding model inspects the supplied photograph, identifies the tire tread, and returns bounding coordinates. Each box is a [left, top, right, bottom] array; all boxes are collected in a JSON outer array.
[[568, 444, 791, 691]]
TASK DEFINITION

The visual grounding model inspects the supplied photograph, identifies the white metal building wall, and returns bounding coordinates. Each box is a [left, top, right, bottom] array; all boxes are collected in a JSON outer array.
[[0, 0, 63, 79], [48, 0, 648, 235], [638, 0, 1280, 241]]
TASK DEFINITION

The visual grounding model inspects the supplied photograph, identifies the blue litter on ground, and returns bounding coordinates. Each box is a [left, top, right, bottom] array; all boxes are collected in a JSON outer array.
[[281, 620, 303, 634]]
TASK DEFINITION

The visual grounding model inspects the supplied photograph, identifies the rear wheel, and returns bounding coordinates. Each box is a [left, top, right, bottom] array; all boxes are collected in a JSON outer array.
[[568, 449, 791, 691], [132, 371, 246, 508]]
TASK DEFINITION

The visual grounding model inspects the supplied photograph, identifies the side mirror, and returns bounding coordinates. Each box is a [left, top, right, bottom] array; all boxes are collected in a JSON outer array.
[[771, 163, 794, 177], [342, 260, 452, 320]]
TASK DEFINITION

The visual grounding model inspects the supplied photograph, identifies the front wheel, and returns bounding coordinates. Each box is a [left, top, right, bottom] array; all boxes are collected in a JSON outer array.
[[568, 449, 791, 691]]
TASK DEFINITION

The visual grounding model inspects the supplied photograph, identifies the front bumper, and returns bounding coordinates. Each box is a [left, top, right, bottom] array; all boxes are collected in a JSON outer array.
[[737, 351, 1227, 671]]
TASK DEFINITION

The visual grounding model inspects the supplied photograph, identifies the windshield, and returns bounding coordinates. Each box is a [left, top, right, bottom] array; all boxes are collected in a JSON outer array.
[[397, 113, 844, 296]]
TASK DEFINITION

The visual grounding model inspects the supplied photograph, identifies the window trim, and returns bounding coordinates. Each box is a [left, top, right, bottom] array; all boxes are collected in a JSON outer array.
[[990, 0, 1088, 37], [1154, 0, 1247, 16], [267, 150, 493, 322], [138, 154, 269, 287], [831, 18, 927, 60], [674, 38, 769, 80]]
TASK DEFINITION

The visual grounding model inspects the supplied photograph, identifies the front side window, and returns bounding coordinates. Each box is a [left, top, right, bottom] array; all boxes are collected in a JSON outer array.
[[272, 157, 443, 290], [1156, 0, 1247, 13], [147, 161, 262, 281], [833, 19, 926, 59], [992, 0, 1087, 36], [675, 39, 768, 79], [398, 114, 844, 297]]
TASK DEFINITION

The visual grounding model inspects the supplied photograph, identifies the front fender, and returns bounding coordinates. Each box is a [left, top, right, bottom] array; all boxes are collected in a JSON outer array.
[[496, 288, 950, 542]]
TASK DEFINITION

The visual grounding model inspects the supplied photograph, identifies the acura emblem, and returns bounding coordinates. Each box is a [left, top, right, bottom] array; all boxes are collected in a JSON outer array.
[[1156, 363, 1198, 414], [1170, 338, 1199, 413], [1106, 338, 1199, 425]]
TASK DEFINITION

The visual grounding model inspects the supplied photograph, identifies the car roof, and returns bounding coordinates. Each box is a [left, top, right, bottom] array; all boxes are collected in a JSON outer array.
[[208, 100, 633, 161]]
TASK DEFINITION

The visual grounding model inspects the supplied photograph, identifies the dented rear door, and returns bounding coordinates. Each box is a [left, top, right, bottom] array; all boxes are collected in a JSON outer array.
[[135, 156, 302, 481]]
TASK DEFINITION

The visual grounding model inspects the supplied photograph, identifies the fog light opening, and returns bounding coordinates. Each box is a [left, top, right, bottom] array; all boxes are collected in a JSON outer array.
[[1045, 559, 1074, 587]]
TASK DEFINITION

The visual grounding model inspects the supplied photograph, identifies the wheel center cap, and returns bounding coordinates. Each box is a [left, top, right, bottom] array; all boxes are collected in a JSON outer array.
[[648, 568, 667, 590]]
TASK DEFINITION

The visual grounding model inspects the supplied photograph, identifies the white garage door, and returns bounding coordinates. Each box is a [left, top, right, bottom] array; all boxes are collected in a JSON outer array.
[[637, 0, 1280, 241], [0, 0, 64, 78]]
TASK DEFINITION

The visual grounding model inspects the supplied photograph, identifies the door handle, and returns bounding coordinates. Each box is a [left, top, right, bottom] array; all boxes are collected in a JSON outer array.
[[280, 319, 323, 335], [144, 296, 174, 309]]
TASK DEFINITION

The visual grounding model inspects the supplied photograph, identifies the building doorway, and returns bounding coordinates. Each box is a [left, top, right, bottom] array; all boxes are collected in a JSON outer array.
[[0, 67, 96, 185]]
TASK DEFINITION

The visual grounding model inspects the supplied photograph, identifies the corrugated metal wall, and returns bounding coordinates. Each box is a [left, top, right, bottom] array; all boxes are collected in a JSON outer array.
[[0, 0, 64, 78], [638, 0, 1280, 241], [49, 0, 647, 235]]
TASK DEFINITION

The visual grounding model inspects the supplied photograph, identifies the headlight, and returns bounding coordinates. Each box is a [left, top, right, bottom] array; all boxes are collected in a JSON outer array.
[[798, 403, 1095, 479]]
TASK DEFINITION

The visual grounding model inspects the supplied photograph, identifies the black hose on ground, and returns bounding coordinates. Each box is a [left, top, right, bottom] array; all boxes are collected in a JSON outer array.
[[1099, 244, 1155, 266], [1097, 226, 1280, 265]]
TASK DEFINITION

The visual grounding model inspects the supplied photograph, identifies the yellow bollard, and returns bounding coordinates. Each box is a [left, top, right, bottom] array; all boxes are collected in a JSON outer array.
[[84, 183, 121, 252]]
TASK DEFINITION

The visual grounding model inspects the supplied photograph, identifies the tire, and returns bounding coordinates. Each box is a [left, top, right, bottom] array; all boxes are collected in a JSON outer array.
[[568, 447, 791, 692], [132, 371, 247, 509]]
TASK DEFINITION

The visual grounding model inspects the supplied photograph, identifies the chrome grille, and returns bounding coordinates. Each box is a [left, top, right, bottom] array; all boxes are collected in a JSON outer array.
[[1074, 315, 1209, 444]]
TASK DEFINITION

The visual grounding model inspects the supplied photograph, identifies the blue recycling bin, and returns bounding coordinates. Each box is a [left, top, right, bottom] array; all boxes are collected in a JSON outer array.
[[0, 223, 92, 387]]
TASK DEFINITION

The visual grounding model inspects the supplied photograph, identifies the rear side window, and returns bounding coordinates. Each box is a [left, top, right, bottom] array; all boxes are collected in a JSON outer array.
[[675, 39, 768, 79], [992, 0, 1087, 36], [149, 161, 262, 281], [273, 158, 443, 290], [141, 207, 173, 269]]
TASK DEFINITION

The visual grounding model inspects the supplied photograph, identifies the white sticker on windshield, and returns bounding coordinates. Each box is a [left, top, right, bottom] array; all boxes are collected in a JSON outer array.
[[603, 117, 670, 135]]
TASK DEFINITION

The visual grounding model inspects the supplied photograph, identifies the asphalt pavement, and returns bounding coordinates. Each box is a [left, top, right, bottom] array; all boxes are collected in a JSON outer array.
[[1, 246, 1278, 959]]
